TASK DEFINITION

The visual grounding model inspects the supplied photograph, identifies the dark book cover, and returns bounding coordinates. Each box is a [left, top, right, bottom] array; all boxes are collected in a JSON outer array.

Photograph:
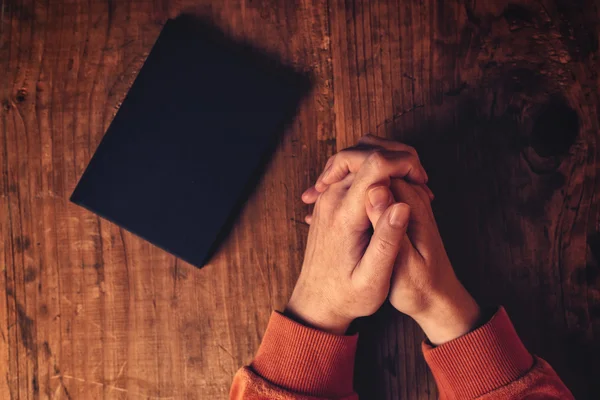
[[70, 15, 310, 268]]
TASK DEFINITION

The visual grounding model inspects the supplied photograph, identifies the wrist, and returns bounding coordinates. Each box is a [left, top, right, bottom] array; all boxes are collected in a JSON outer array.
[[285, 296, 352, 335], [411, 282, 480, 345]]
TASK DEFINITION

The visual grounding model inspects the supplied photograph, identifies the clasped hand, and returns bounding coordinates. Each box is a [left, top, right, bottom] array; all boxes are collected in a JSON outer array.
[[286, 135, 480, 345]]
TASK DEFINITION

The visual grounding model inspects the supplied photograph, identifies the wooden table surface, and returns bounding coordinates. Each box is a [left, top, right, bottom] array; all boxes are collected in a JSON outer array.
[[2, 0, 599, 399]]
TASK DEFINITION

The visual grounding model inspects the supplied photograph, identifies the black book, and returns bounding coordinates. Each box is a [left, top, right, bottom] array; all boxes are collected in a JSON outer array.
[[70, 15, 310, 268]]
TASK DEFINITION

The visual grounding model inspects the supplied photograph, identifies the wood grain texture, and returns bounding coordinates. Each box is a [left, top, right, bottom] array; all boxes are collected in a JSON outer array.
[[1, 0, 599, 399]]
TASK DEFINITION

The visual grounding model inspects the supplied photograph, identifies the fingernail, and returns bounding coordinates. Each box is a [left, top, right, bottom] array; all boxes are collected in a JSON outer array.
[[368, 187, 390, 209], [389, 203, 409, 227]]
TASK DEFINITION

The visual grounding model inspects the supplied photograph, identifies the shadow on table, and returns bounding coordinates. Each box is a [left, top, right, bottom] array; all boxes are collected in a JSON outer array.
[[353, 88, 598, 399]]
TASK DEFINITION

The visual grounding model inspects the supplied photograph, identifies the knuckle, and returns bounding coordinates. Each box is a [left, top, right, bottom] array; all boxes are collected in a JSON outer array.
[[408, 153, 421, 167], [367, 150, 386, 168], [406, 146, 419, 158], [401, 150, 416, 160], [332, 151, 347, 163], [398, 151, 419, 169], [334, 149, 356, 168], [337, 147, 357, 158], [375, 237, 397, 255]]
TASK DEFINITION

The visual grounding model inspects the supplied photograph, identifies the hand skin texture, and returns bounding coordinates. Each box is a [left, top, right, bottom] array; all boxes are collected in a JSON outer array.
[[294, 134, 480, 345], [285, 140, 429, 335], [230, 135, 574, 400]]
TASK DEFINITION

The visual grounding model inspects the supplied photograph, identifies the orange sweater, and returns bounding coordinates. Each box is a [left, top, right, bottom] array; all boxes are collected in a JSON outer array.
[[230, 308, 573, 399]]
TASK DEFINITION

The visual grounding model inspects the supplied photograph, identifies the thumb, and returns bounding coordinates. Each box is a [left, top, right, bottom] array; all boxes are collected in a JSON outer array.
[[365, 185, 394, 227], [353, 203, 410, 287]]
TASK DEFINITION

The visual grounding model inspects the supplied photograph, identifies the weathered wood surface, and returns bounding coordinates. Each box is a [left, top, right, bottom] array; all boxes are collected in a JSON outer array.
[[1, 0, 599, 399]]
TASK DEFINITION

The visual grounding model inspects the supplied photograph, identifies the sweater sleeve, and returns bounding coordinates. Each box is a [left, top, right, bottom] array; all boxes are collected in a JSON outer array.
[[422, 307, 573, 399], [230, 312, 359, 400]]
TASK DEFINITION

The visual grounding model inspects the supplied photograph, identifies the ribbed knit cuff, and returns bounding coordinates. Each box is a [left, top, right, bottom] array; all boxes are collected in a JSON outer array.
[[422, 307, 534, 400], [251, 311, 358, 398]]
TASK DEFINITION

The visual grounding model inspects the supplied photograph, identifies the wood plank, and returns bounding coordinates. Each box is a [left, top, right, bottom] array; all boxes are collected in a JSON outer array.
[[0, 0, 333, 398], [2, 0, 600, 399]]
